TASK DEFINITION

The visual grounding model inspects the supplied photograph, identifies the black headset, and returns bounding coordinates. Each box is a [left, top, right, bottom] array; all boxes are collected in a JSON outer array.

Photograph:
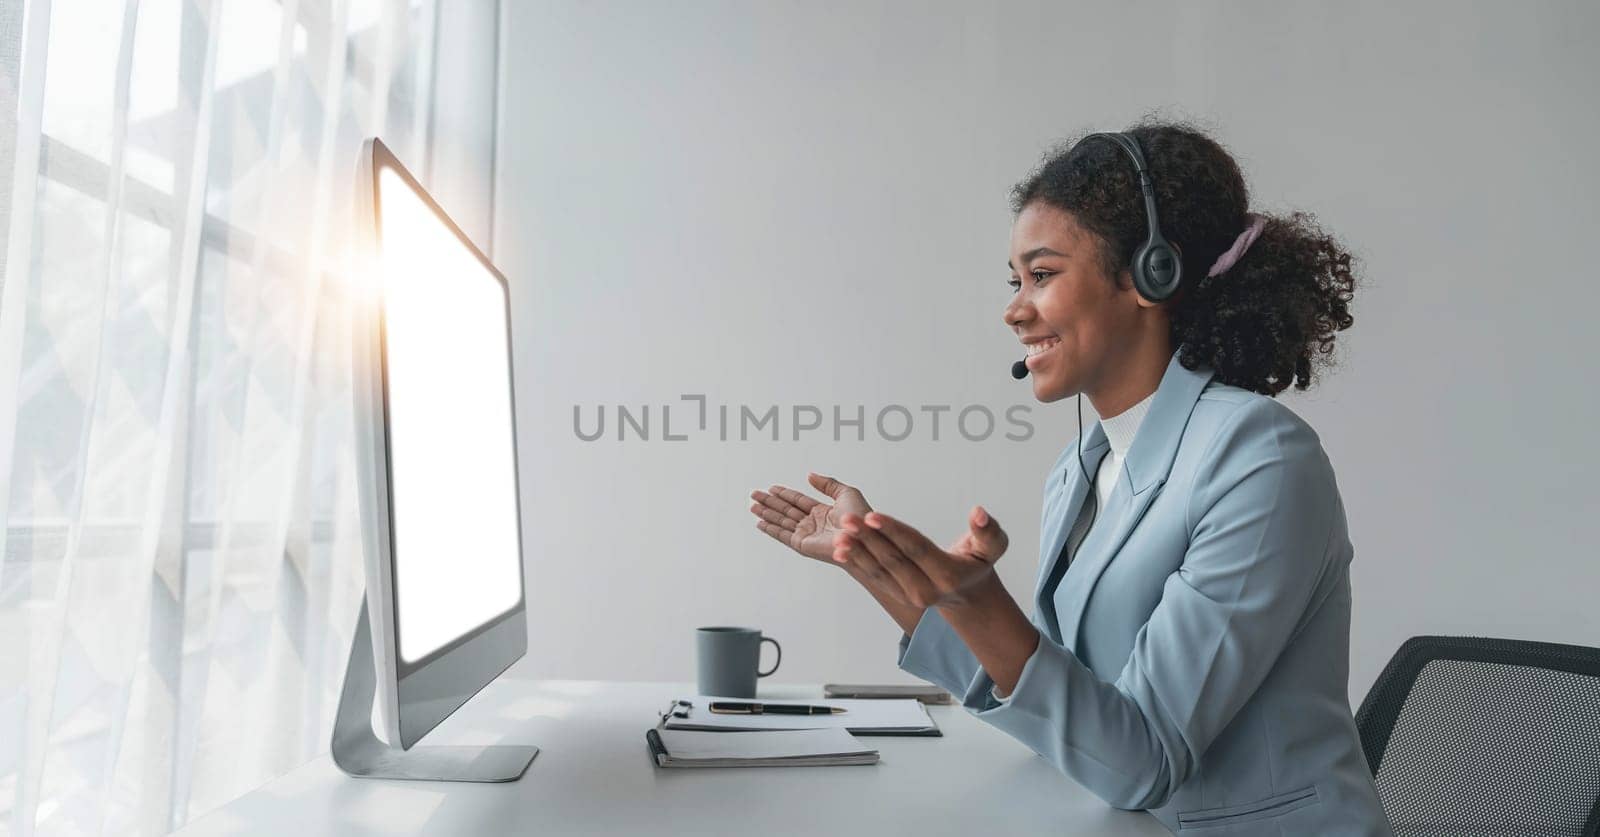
[[1082, 132, 1183, 303]]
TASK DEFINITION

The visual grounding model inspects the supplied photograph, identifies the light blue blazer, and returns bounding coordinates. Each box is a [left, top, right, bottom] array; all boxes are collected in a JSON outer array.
[[898, 353, 1393, 835]]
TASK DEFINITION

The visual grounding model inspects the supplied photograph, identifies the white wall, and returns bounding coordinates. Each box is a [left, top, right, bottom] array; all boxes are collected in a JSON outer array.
[[495, 0, 1600, 700], [425, 0, 499, 250]]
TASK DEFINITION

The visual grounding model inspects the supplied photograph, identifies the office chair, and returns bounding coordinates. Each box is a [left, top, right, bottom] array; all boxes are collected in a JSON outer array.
[[1356, 636, 1600, 837]]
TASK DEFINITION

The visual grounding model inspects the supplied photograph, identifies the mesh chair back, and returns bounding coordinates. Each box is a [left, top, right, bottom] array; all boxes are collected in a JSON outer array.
[[1356, 636, 1600, 837]]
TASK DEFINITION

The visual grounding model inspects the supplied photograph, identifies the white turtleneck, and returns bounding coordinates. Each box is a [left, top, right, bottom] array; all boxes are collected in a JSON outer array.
[[1093, 388, 1154, 512]]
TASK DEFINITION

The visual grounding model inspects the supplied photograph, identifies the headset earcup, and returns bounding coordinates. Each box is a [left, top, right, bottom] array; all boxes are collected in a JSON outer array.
[[1137, 241, 1182, 302], [1129, 242, 1153, 299]]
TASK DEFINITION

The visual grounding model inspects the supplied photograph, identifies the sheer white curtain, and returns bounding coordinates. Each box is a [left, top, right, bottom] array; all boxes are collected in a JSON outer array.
[[0, 0, 500, 833]]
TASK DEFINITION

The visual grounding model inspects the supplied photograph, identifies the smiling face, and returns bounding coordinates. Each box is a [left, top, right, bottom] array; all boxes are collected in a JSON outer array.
[[1004, 201, 1159, 403]]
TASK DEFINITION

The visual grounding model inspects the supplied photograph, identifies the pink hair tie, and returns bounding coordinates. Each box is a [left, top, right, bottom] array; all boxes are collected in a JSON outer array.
[[1207, 214, 1267, 277]]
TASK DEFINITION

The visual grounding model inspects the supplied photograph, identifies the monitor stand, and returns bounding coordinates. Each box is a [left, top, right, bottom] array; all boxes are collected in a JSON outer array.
[[331, 600, 539, 781]]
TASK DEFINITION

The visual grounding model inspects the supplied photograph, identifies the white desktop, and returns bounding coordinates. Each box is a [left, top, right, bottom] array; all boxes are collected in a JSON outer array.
[[336, 137, 537, 781]]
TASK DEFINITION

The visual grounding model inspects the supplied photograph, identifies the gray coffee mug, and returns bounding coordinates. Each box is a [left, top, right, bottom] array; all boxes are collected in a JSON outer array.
[[696, 626, 781, 698]]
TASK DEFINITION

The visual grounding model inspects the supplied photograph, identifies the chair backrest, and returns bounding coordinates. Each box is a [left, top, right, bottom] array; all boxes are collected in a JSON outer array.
[[1356, 636, 1600, 837]]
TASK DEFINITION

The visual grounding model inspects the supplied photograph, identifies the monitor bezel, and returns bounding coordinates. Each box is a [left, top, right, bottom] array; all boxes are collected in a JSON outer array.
[[353, 137, 529, 750]]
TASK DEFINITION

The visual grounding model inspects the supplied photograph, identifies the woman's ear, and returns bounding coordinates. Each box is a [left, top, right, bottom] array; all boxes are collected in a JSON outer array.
[[1120, 268, 1163, 308]]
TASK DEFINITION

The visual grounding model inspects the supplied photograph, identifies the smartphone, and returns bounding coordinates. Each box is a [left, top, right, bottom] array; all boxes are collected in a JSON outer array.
[[822, 683, 953, 704]]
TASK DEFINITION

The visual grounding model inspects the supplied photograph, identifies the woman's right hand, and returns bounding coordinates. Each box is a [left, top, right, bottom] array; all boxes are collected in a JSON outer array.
[[750, 473, 871, 564]]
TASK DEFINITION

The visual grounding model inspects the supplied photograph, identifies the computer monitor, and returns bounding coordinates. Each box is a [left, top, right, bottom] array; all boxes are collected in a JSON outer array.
[[334, 137, 537, 781]]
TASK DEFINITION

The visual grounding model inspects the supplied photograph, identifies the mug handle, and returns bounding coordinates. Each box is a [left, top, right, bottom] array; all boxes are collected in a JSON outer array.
[[757, 637, 781, 678]]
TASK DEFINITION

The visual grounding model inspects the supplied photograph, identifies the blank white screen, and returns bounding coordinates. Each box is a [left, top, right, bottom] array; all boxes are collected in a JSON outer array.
[[379, 166, 523, 664]]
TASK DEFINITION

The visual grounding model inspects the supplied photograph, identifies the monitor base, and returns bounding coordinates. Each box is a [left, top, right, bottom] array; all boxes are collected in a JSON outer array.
[[332, 600, 539, 782]]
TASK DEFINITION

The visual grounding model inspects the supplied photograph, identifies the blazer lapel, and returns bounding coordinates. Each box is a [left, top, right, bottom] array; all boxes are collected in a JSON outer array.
[[1054, 354, 1216, 656], [1033, 427, 1108, 640]]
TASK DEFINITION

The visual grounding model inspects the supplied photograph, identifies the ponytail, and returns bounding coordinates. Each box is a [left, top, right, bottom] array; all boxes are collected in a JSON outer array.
[[1171, 211, 1357, 395]]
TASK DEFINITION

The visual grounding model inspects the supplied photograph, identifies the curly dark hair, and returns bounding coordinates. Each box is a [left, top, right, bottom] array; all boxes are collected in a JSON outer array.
[[1010, 120, 1358, 396]]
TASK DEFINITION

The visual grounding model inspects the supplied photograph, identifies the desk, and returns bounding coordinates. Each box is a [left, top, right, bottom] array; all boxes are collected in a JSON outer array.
[[175, 679, 1167, 836]]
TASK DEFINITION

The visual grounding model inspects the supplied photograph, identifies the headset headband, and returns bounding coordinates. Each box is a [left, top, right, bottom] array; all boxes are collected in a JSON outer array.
[[1081, 132, 1182, 302]]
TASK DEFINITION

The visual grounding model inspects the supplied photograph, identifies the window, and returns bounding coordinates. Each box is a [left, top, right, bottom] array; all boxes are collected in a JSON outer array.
[[0, 1, 500, 832]]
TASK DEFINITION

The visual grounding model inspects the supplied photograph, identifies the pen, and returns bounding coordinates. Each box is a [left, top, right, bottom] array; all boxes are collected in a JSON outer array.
[[707, 701, 847, 715]]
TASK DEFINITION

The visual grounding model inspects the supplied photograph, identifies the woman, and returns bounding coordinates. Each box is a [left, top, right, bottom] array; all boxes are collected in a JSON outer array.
[[748, 123, 1392, 835]]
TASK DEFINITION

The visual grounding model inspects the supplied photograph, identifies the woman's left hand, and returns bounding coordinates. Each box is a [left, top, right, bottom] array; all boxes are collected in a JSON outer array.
[[833, 506, 1009, 610]]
